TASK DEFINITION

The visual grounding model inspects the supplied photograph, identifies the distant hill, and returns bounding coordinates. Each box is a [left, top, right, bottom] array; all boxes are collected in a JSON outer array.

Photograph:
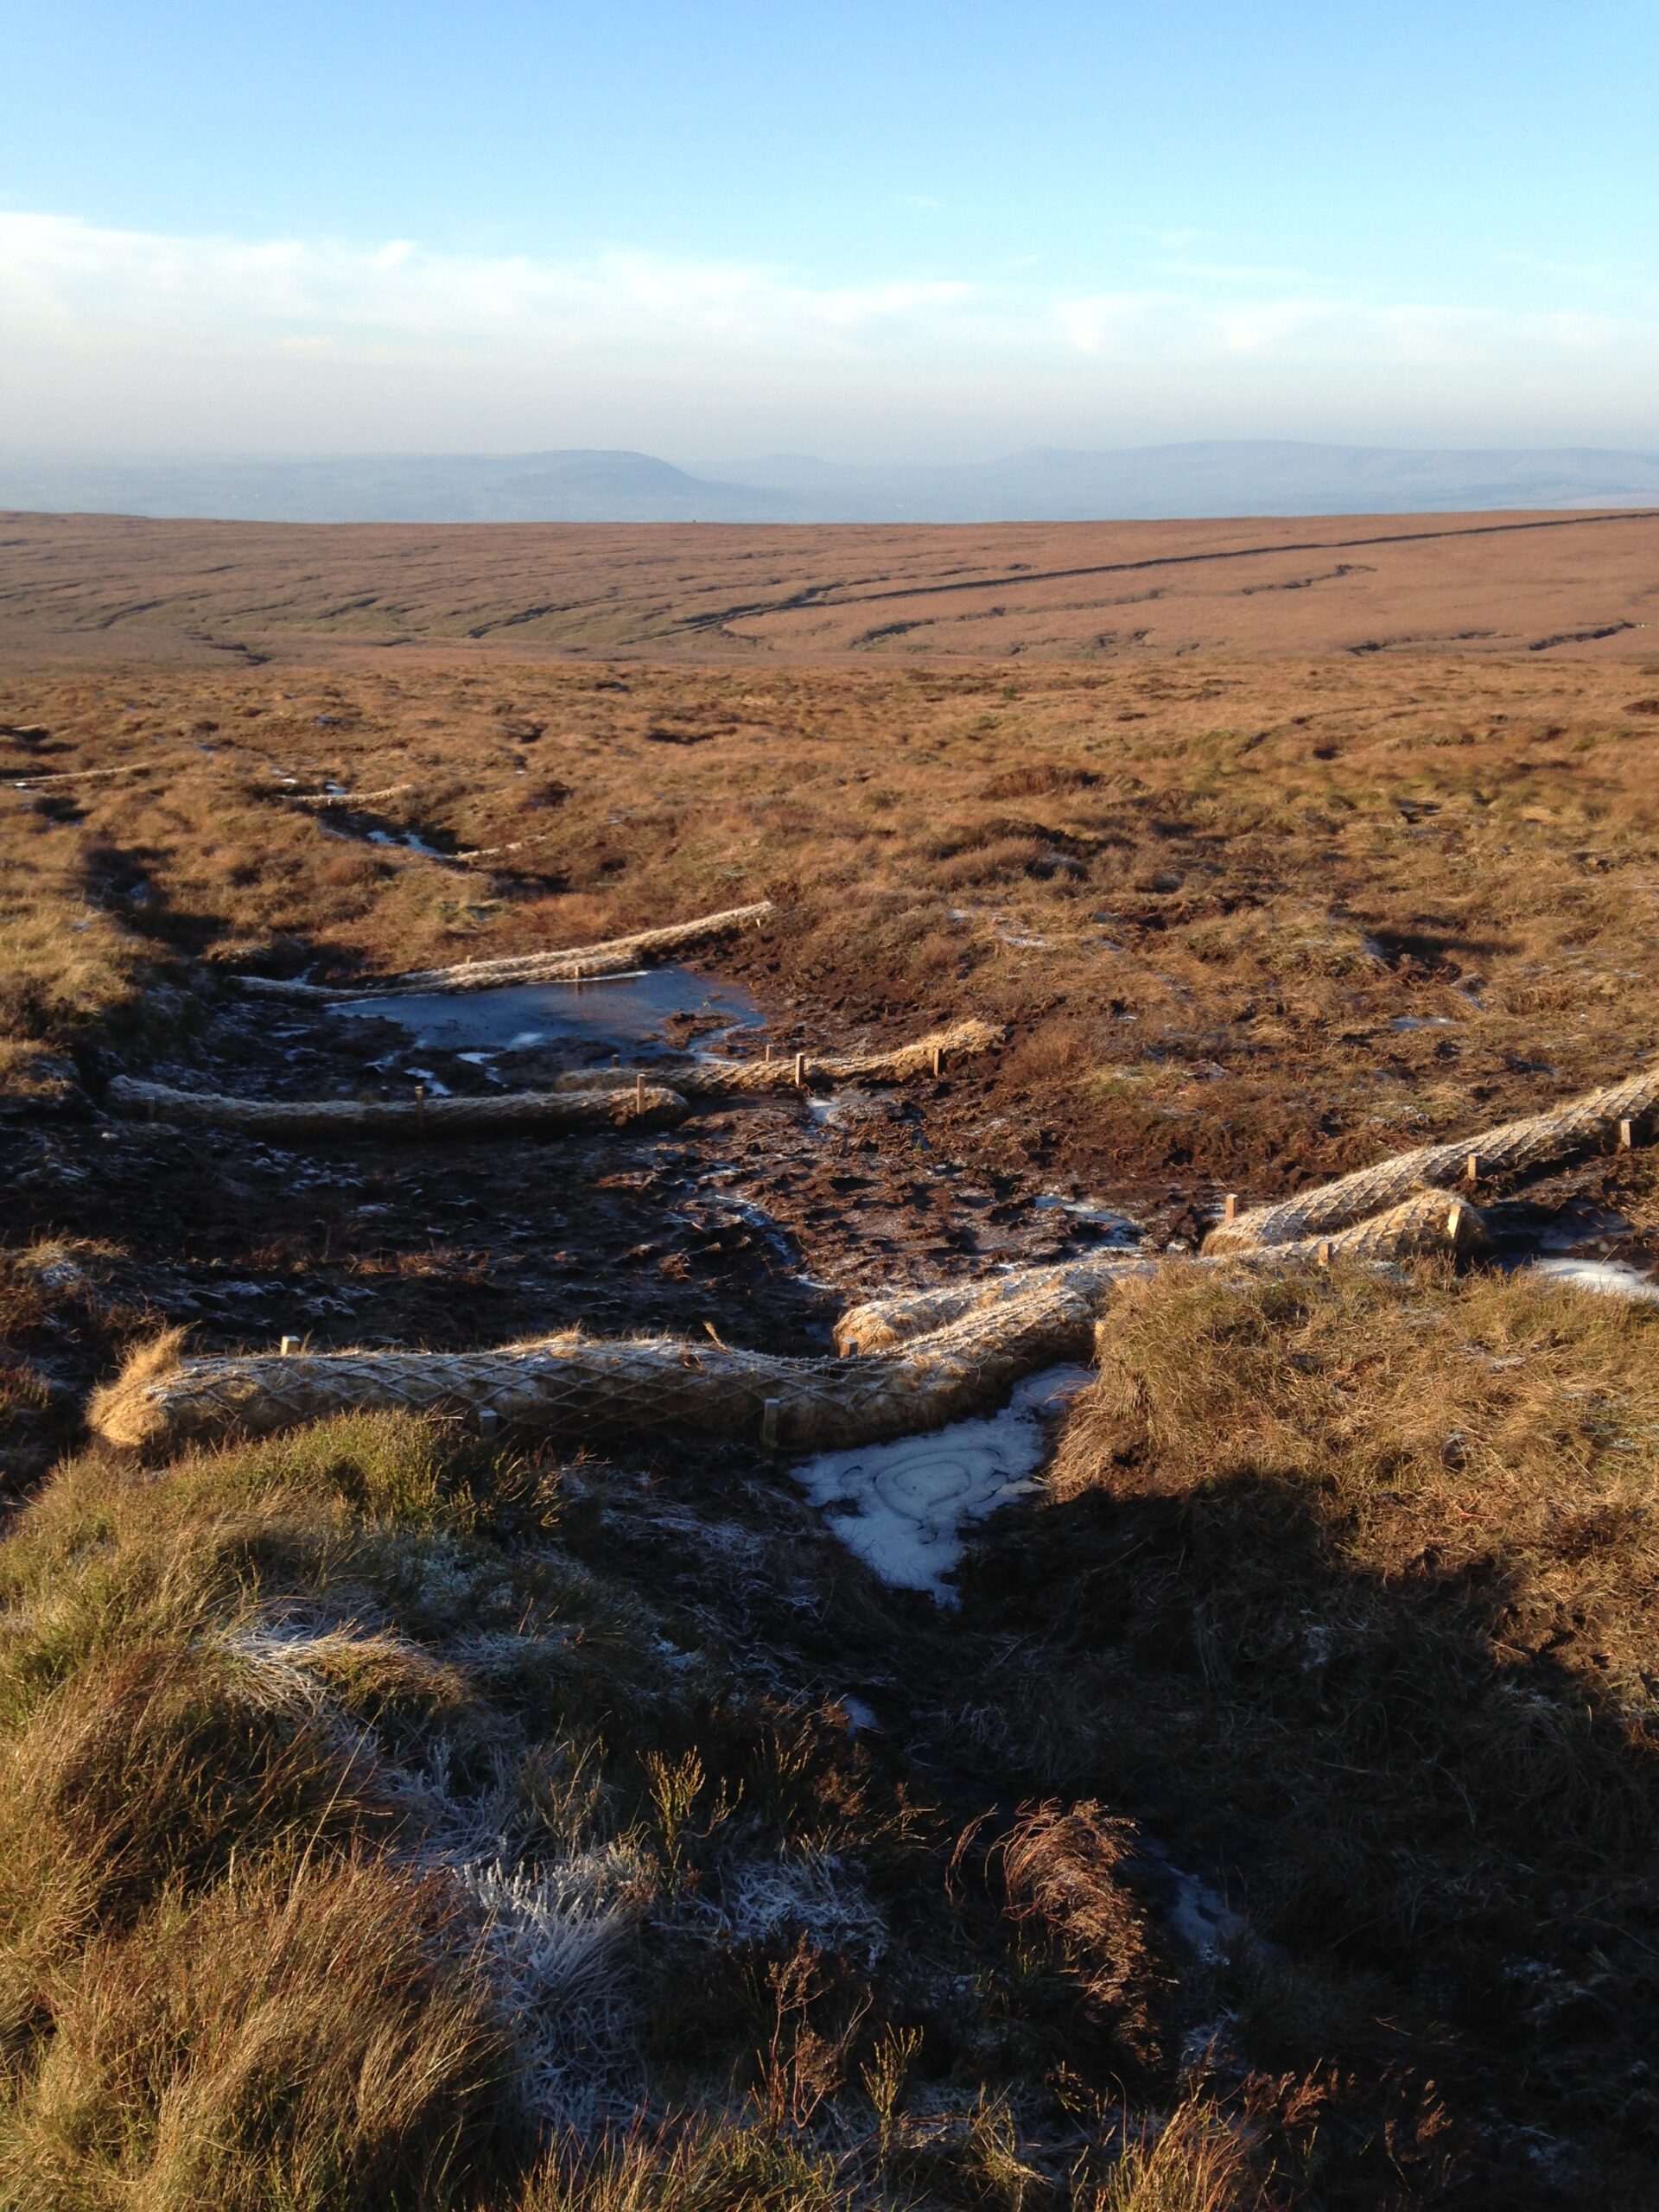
[[0, 449, 802, 525], [3, 440, 1657, 524], [714, 442, 1659, 521]]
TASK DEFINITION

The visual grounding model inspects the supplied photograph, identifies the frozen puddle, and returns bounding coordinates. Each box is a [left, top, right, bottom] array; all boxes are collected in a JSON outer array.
[[1530, 1255, 1659, 1304], [330, 963, 764, 1055], [1033, 1192, 1141, 1242], [365, 826, 451, 860], [806, 1088, 877, 1128], [792, 1366, 1093, 1601]]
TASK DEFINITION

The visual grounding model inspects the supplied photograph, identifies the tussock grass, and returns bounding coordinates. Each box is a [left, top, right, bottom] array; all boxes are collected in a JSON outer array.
[[0, 1855, 518, 2212], [2, 1411, 1224, 2209], [7, 649, 1657, 2200], [1057, 1261, 1659, 1728], [515, 2119, 847, 2212], [0, 1414, 650, 2202], [1090, 2099, 1268, 2212], [0, 851, 153, 1098], [1000, 1804, 1172, 2074], [957, 1262, 1659, 2184]]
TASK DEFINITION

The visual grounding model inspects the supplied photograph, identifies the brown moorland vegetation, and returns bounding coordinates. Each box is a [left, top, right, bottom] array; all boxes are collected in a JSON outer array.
[[3, 515, 1659, 2206], [1, 506, 1656, 660]]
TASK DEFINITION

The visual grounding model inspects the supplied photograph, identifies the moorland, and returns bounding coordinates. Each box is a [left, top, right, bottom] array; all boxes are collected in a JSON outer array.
[[3, 510, 1659, 2209]]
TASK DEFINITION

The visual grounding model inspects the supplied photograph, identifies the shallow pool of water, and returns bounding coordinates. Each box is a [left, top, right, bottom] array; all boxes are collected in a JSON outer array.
[[331, 964, 766, 1056]]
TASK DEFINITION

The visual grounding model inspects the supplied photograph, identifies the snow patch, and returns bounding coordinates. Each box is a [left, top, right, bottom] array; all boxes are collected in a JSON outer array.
[[1167, 1870, 1249, 1959], [791, 1366, 1093, 1601], [1530, 1255, 1659, 1304]]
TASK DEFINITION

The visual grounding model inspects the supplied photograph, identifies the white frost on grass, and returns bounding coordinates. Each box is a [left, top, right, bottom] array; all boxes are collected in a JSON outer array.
[[791, 1365, 1094, 1601], [701, 1848, 887, 1969], [454, 1850, 647, 2129], [461, 1855, 633, 2007], [1530, 1255, 1659, 1304]]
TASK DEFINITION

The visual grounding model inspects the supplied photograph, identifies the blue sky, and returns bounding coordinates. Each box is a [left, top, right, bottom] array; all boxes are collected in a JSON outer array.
[[2, 0, 1655, 459]]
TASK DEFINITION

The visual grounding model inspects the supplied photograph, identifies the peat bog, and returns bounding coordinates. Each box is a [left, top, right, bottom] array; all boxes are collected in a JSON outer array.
[[3, 521, 1659, 2207]]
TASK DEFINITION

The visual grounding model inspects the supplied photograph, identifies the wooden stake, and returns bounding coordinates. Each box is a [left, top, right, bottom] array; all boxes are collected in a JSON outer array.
[[279, 1335, 300, 1357], [1317, 1239, 1333, 1268], [1465, 1153, 1479, 1185], [931, 1045, 944, 1077], [1224, 1192, 1238, 1223], [634, 1071, 645, 1110], [760, 1398, 780, 1448], [764, 1042, 772, 1064], [1447, 1200, 1464, 1239], [793, 1051, 806, 1088], [1618, 1118, 1634, 1150], [477, 1408, 499, 1439]]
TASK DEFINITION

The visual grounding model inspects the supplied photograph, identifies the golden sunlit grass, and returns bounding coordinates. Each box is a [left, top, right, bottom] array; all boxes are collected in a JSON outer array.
[[0, 1409, 1266, 2209], [1, 506, 1654, 659], [5, 650, 1659, 1205], [5, 633, 1659, 2201]]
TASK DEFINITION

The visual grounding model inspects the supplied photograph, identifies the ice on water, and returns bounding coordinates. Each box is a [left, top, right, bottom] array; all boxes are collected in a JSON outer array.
[[791, 1366, 1093, 1601], [331, 963, 764, 1054]]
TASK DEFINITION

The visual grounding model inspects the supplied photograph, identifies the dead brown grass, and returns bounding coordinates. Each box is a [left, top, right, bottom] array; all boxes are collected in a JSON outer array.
[[953, 1262, 1659, 2194], [0, 1854, 517, 2212], [1090, 2099, 1270, 2212], [1, 507, 1656, 660], [5, 608, 1659, 2203], [1000, 1804, 1173, 2074], [6, 649, 1659, 1216]]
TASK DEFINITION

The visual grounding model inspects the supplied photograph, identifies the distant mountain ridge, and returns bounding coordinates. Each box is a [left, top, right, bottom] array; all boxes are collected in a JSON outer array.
[[3, 441, 1658, 524], [713, 442, 1659, 521], [0, 449, 800, 526]]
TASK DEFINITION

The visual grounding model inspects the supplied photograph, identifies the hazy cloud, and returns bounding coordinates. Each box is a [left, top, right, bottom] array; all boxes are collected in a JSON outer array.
[[2, 211, 1656, 457], [0, 213, 974, 350]]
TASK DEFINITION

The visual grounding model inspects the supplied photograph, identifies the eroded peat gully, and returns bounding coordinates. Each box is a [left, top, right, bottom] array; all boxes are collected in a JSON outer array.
[[5, 600, 1659, 2207]]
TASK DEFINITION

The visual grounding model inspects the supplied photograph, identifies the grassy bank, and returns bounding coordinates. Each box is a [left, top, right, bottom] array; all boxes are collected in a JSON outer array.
[[0, 1409, 1268, 2209], [955, 1261, 1659, 2200]]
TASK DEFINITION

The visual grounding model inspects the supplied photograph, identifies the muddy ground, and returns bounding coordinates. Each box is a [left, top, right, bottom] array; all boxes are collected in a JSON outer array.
[[4, 958, 1149, 1452], [11, 945, 1653, 1466]]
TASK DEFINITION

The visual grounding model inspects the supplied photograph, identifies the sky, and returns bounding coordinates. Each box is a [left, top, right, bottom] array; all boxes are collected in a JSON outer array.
[[2, 0, 1656, 463]]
